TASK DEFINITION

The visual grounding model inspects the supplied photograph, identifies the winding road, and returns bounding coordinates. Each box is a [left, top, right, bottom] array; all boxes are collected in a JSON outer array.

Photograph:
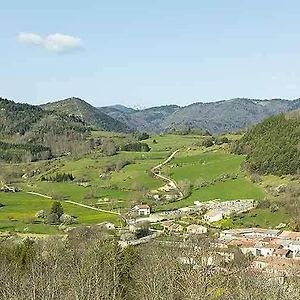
[[25, 149, 184, 217], [150, 149, 184, 198]]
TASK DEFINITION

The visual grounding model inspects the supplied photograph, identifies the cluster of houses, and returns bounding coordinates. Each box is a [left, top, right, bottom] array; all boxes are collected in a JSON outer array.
[[217, 228, 300, 279], [198, 199, 256, 223], [130, 199, 256, 225]]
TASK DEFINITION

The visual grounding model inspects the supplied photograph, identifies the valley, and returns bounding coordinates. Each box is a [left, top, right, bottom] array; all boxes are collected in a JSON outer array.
[[0, 129, 295, 235]]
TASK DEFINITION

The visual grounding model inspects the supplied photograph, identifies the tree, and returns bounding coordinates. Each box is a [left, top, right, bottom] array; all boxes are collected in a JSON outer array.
[[202, 137, 214, 148], [60, 214, 77, 225], [102, 139, 117, 156], [45, 213, 60, 225], [178, 179, 192, 197], [35, 210, 46, 219], [50, 201, 64, 218]]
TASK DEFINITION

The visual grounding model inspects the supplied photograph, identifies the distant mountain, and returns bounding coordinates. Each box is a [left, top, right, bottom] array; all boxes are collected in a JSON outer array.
[[101, 98, 300, 134], [41, 97, 131, 132], [232, 109, 300, 175]]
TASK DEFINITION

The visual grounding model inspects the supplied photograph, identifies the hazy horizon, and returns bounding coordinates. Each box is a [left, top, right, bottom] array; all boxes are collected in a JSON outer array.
[[2, 1, 300, 107]]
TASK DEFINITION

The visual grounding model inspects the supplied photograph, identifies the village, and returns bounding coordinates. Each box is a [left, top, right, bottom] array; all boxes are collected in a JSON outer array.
[[121, 199, 300, 282]]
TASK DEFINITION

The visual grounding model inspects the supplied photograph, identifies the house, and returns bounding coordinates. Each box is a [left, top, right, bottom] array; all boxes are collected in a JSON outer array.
[[133, 204, 150, 216], [162, 221, 184, 234], [1, 185, 19, 193], [203, 210, 223, 223], [187, 224, 207, 235], [273, 249, 292, 258]]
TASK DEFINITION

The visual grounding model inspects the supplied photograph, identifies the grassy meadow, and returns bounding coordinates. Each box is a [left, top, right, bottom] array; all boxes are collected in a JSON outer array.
[[1, 132, 287, 234]]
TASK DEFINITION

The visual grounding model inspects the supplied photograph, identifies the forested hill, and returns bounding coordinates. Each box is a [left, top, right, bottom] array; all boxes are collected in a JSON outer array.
[[101, 98, 300, 134], [41, 97, 131, 132], [232, 113, 300, 175], [41, 97, 300, 134], [0, 97, 90, 162]]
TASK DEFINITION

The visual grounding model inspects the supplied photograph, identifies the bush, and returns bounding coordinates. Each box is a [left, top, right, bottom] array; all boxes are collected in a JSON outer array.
[[202, 137, 214, 148], [134, 132, 150, 141], [120, 142, 150, 152], [60, 214, 77, 225], [35, 210, 46, 219], [42, 172, 74, 182], [45, 213, 60, 225]]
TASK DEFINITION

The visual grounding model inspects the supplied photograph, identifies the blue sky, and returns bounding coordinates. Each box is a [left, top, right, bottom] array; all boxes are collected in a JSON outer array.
[[1, 0, 300, 107]]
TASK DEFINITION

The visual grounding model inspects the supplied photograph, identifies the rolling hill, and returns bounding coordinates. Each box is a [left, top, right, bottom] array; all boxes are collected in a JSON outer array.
[[41, 97, 131, 132], [0, 97, 90, 161]]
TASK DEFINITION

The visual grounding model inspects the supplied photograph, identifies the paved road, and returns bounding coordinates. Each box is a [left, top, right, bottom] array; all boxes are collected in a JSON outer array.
[[150, 149, 184, 198]]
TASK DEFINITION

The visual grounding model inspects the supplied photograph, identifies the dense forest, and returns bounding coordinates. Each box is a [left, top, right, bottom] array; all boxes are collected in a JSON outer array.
[[0, 98, 91, 162], [232, 114, 300, 175], [0, 141, 51, 163]]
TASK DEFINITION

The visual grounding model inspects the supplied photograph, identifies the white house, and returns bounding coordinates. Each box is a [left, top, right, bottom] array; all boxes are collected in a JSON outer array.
[[133, 204, 151, 216], [187, 224, 208, 235], [203, 210, 223, 223]]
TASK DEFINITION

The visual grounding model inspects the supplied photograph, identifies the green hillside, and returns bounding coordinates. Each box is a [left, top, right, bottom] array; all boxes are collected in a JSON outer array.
[[41, 97, 131, 132], [233, 114, 300, 175], [0, 97, 90, 161]]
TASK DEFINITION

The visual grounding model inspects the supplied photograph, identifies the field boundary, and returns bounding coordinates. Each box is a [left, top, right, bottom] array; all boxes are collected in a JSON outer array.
[[65, 200, 121, 215], [26, 191, 52, 199]]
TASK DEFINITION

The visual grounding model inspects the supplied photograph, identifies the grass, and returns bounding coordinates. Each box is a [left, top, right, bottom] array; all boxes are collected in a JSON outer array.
[[0, 192, 120, 234], [232, 208, 290, 229], [164, 151, 245, 183], [2, 132, 278, 233], [158, 178, 265, 210], [109, 160, 162, 190], [144, 134, 203, 152]]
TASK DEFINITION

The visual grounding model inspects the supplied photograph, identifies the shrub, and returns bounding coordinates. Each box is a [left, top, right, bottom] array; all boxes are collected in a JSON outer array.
[[120, 142, 150, 152], [35, 210, 46, 219], [202, 137, 214, 148], [60, 214, 77, 225]]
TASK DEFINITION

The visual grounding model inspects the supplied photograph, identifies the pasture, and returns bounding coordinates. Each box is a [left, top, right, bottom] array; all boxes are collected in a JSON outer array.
[[163, 150, 245, 183], [0, 132, 276, 234], [0, 191, 121, 233], [158, 178, 265, 210]]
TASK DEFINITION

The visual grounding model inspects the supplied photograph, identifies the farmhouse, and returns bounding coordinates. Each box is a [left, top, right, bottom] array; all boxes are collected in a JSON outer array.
[[133, 204, 151, 216], [1, 185, 19, 193]]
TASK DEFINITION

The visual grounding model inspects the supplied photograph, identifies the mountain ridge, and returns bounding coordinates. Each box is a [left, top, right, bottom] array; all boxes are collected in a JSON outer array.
[[5, 96, 300, 134], [100, 97, 300, 134]]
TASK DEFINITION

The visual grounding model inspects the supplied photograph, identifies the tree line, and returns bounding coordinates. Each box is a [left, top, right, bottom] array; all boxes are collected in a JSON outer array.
[[0, 230, 299, 300]]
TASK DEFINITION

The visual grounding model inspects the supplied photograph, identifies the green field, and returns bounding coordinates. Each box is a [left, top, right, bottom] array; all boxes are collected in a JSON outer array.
[[158, 178, 265, 210], [158, 148, 265, 210], [232, 208, 289, 228], [0, 192, 120, 233], [144, 134, 202, 152], [0, 132, 278, 234], [163, 150, 245, 182]]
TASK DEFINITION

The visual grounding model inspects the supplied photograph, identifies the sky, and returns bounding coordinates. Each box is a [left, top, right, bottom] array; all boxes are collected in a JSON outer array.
[[1, 0, 300, 108]]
